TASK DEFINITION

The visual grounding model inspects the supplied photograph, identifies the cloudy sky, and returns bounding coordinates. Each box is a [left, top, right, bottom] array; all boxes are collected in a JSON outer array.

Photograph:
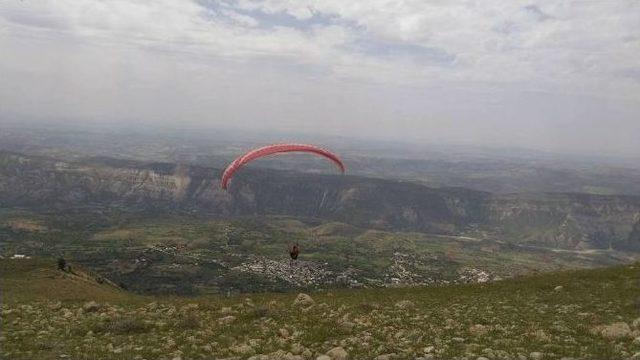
[[1, 0, 639, 156]]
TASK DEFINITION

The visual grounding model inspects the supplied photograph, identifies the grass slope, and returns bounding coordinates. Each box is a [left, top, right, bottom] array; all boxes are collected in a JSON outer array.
[[1, 258, 134, 304], [1, 258, 639, 359]]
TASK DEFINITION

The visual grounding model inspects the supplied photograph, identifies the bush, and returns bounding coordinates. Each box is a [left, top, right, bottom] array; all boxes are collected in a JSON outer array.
[[175, 312, 200, 329], [93, 316, 150, 335], [57, 258, 66, 271], [248, 305, 270, 319]]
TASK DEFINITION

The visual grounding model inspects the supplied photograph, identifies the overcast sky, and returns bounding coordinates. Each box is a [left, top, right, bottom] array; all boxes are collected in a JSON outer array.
[[1, 0, 639, 157]]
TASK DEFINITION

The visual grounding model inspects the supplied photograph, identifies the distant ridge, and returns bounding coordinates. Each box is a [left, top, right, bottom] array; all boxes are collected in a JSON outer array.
[[1, 150, 639, 251]]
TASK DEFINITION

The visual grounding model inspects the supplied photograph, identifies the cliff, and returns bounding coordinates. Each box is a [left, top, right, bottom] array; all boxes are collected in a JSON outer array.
[[1, 151, 639, 251]]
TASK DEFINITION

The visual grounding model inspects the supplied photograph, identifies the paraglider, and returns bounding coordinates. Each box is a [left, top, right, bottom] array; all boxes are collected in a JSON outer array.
[[220, 143, 346, 263], [220, 143, 345, 190]]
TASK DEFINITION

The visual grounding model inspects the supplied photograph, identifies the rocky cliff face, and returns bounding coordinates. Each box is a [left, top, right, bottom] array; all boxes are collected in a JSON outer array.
[[488, 193, 640, 250], [2, 151, 639, 251]]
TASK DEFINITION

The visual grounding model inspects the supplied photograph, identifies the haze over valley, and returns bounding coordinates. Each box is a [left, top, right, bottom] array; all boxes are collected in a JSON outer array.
[[1, 126, 639, 294]]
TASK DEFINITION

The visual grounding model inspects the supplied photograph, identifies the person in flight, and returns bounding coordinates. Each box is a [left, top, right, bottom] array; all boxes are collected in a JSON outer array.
[[289, 242, 299, 266]]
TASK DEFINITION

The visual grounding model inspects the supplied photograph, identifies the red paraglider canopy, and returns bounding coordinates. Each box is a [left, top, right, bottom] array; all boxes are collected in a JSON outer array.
[[220, 143, 345, 189]]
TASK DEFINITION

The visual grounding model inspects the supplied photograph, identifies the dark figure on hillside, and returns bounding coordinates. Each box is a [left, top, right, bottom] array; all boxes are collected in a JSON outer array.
[[57, 257, 66, 271], [289, 243, 299, 266]]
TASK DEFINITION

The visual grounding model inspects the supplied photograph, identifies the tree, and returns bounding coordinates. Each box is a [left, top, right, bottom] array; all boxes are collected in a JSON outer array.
[[57, 257, 66, 271]]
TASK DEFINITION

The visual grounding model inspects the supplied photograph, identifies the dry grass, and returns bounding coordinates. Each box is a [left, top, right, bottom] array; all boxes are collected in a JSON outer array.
[[1, 258, 639, 360]]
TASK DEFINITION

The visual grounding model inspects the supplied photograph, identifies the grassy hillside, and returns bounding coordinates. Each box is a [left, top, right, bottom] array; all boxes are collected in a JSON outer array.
[[1, 258, 134, 304], [2, 258, 639, 359]]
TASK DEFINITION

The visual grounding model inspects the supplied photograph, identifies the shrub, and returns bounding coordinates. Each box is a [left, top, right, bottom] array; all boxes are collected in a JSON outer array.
[[248, 305, 270, 319], [57, 258, 66, 271], [175, 312, 200, 329], [92, 316, 150, 335]]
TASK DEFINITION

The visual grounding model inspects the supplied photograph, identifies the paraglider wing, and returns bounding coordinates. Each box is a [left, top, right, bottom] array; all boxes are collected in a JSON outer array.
[[220, 143, 345, 189]]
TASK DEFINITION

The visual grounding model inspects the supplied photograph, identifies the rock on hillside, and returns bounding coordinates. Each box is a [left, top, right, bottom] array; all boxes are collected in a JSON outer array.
[[1, 259, 639, 360]]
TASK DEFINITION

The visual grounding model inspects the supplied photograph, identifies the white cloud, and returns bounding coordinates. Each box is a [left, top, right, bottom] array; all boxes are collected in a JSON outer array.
[[2, 0, 638, 95], [0, 0, 639, 156]]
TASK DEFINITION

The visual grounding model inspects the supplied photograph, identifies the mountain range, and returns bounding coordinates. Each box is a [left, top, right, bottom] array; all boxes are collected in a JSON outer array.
[[2, 151, 639, 252]]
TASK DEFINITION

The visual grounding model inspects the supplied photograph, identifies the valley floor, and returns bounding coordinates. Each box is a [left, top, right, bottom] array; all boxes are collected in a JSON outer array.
[[1, 258, 640, 360]]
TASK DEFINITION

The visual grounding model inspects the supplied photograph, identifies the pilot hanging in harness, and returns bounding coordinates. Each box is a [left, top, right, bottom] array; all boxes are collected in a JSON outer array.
[[288, 242, 300, 266]]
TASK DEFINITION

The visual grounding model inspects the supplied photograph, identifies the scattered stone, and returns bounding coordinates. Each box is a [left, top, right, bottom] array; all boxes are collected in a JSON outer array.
[[469, 324, 488, 336], [592, 322, 632, 339], [530, 329, 551, 342], [423, 346, 435, 354], [339, 321, 356, 333], [5, 264, 640, 360], [482, 348, 494, 356], [231, 344, 254, 356], [180, 303, 198, 312], [529, 352, 543, 360], [326, 346, 348, 360], [457, 267, 491, 283], [290, 343, 304, 355], [217, 315, 236, 325], [268, 300, 280, 310], [394, 300, 415, 309], [554, 286, 563, 292], [445, 318, 456, 328], [165, 339, 176, 349], [146, 301, 158, 310], [82, 301, 100, 313], [249, 356, 269, 360], [293, 293, 315, 308], [279, 328, 290, 338], [219, 307, 234, 315], [375, 354, 394, 360]]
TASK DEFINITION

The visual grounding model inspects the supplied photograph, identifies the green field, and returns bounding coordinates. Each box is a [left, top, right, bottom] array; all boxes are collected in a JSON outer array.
[[2, 210, 637, 296]]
